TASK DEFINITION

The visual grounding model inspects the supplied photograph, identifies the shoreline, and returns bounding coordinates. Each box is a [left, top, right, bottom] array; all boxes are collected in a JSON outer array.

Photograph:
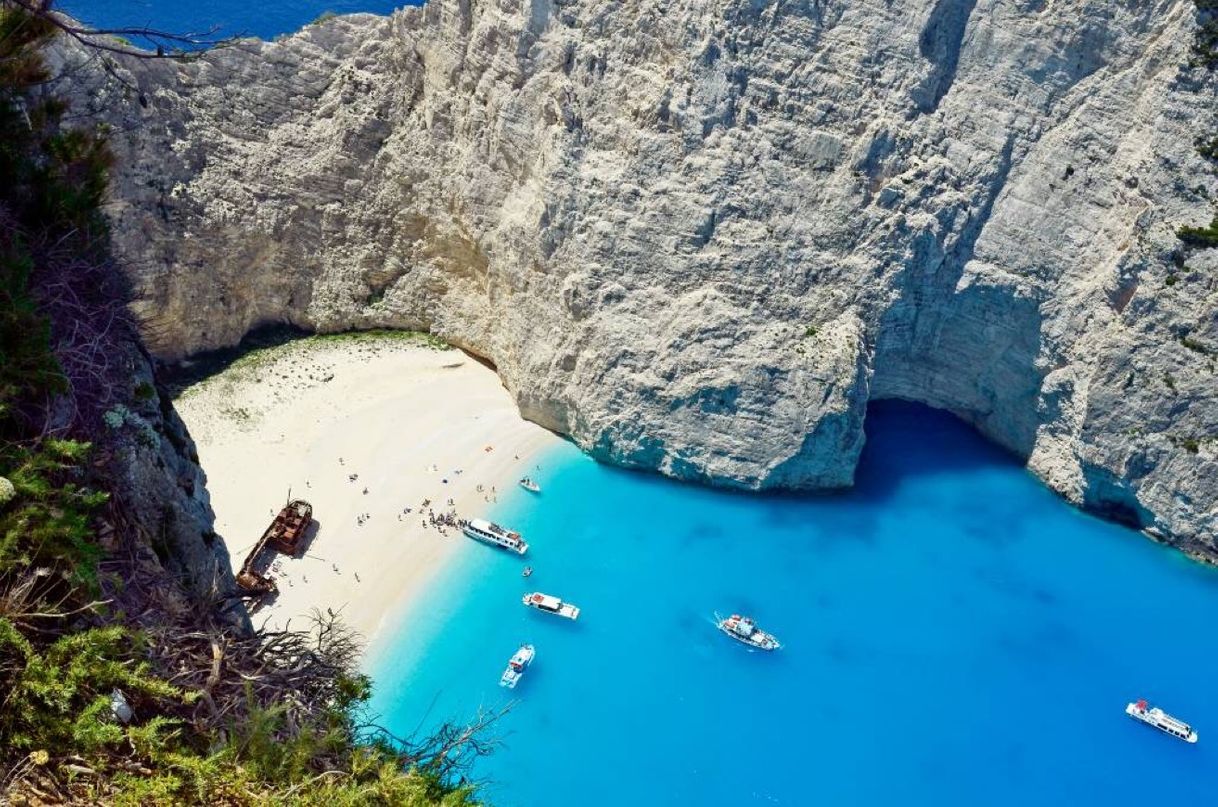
[[173, 333, 563, 649]]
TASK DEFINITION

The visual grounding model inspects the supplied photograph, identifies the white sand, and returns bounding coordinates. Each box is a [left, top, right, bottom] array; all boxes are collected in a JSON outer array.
[[173, 335, 562, 644]]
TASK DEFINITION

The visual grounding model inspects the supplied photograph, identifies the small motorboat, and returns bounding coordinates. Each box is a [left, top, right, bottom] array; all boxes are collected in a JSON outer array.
[[519, 477, 541, 493], [522, 566, 533, 578], [500, 644, 535, 689], [716, 613, 781, 651], [523, 592, 580, 620]]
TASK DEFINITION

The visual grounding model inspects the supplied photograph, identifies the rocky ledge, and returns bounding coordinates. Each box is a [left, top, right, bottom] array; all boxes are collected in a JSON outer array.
[[57, 0, 1218, 554]]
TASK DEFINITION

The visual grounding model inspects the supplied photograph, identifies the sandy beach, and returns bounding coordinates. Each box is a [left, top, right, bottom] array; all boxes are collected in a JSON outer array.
[[173, 334, 562, 645]]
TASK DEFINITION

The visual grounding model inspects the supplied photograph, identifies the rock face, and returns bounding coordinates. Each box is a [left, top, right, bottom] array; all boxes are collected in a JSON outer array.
[[98, 338, 244, 622], [59, 1, 1218, 553]]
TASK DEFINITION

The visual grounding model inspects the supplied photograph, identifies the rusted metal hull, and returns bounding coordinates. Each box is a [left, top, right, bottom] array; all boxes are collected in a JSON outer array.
[[236, 499, 313, 599]]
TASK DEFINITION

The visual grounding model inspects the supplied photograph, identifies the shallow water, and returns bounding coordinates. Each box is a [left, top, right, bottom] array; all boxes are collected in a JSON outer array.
[[62, 0, 420, 42], [368, 401, 1218, 806]]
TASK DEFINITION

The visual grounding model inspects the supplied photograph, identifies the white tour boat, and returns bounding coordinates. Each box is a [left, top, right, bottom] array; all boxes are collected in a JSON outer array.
[[461, 518, 528, 555], [519, 477, 541, 493], [716, 613, 781, 651], [499, 644, 535, 689], [522, 592, 580, 620], [1126, 699, 1198, 743]]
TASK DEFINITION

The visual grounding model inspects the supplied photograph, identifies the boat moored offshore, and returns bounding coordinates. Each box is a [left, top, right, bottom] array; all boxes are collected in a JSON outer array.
[[716, 613, 781, 651], [1126, 699, 1198, 743], [523, 592, 580, 620], [519, 477, 541, 493], [461, 518, 528, 555], [500, 644, 535, 688]]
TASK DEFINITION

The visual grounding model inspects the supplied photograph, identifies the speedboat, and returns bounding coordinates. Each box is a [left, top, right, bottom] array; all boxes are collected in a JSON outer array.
[[500, 644, 535, 688], [716, 613, 781, 651], [523, 592, 580, 620], [519, 477, 541, 493]]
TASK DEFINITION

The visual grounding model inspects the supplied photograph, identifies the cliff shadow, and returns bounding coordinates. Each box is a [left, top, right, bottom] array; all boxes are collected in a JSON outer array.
[[159, 323, 310, 396]]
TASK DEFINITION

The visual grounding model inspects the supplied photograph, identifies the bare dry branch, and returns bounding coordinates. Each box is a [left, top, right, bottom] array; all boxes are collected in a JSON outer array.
[[3, 0, 240, 60]]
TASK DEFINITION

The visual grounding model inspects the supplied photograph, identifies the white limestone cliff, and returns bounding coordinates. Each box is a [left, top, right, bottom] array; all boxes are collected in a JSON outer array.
[[58, 0, 1218, 554]]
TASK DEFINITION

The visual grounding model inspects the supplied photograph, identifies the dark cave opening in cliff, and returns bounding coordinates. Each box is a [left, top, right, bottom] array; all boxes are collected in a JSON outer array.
[[854, 399, 1022, 497]]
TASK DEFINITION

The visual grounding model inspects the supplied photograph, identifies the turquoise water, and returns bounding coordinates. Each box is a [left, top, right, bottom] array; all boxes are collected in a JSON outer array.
[[62, 0, 420, 42], [369, 402, 1218, 806]]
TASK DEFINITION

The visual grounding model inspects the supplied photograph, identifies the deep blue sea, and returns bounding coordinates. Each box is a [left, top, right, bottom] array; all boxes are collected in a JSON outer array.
[[62, 0, 420, 42], [368, 402, 1218, 806]]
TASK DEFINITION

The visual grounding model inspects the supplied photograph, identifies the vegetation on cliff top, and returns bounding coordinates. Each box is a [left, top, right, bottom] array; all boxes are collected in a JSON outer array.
[[1180, 1, 1218, 248], [0, 5, 485, 804], [1177, 215, 1218, 249], [1194, 0, 1218, 68]]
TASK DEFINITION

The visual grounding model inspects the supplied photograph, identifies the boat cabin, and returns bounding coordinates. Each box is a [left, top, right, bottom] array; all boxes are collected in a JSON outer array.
[[265, 499, 313, 556], [529, 593, 562, 612]]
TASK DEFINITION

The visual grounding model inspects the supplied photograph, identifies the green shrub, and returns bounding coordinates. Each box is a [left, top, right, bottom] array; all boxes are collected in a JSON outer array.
[[1177, 215, 1218, 248], [1195, 1, 1218, 68], [1181, 334, 1212, 354], [1199, 136, 1218, 162], [0, 439, 107, 589], [0, 237, 67, 421]]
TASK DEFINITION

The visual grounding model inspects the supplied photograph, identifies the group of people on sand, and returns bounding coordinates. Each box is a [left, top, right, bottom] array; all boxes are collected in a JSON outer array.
[[423, 506, 461, 534]]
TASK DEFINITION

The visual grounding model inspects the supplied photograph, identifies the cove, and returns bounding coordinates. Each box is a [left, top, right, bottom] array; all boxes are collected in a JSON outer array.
[[61, 0, 422, 43], [367, 401, 1218, 806]]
